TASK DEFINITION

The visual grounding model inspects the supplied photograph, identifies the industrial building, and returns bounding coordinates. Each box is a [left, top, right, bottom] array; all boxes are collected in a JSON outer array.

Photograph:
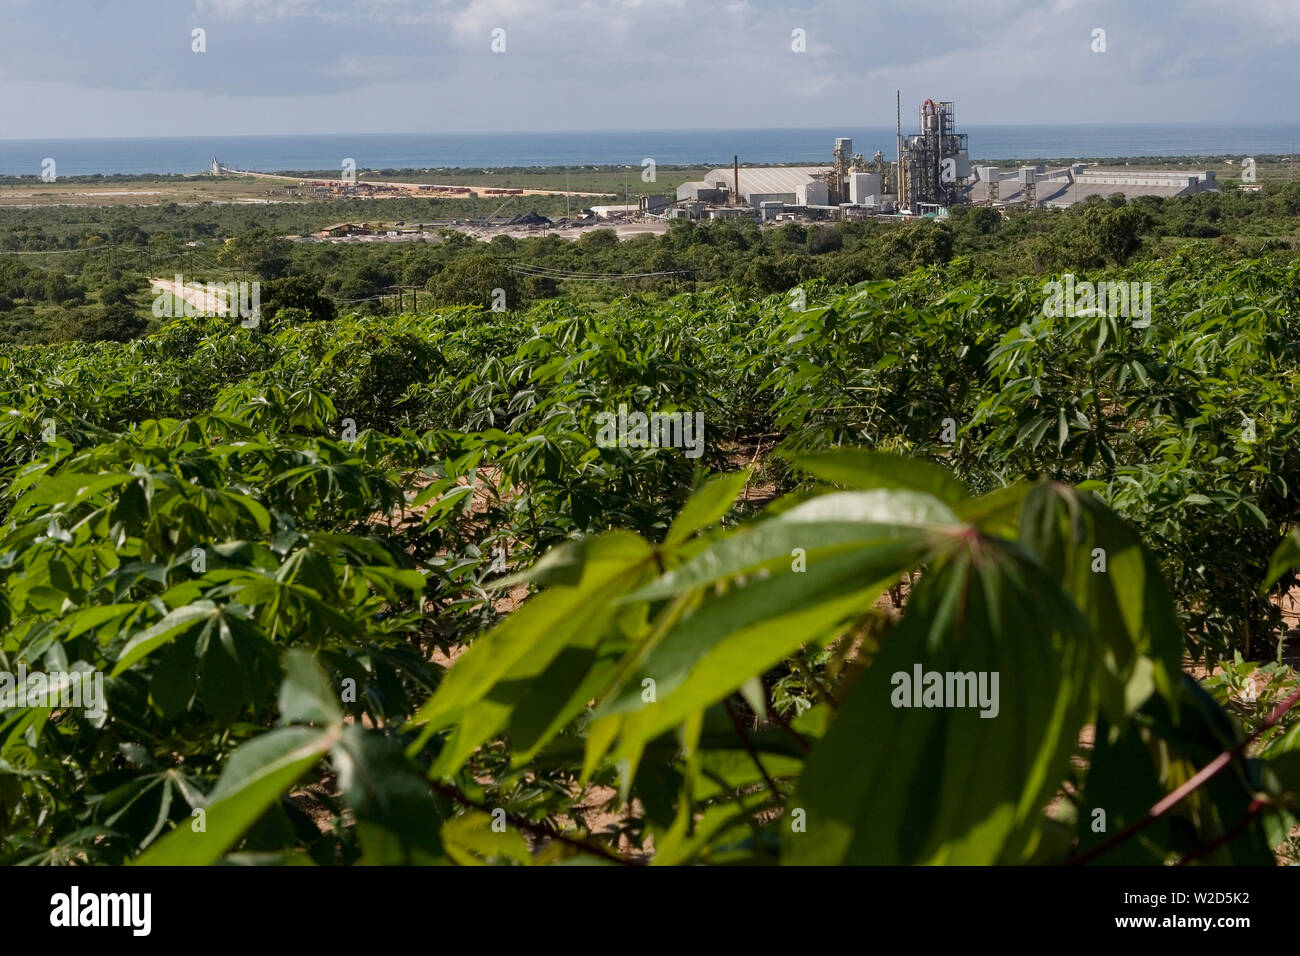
[[676, 181, 730, 204], [589, 204, 640, 219], [639, 195, 670, 214], [663, 93, 1219, 223], [670, 142, 893, 220], [317, 222, 376, 238], [677, 167, 833, 207], [703, 166, 831, 207], [896, 99, 970, 212], [966, 165, 1218, 208], [666, 102, 950, 220]]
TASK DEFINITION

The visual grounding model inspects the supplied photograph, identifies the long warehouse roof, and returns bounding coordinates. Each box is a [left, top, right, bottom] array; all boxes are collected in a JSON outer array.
[[967, 167, 1214, 206], [704, 165, 832, 196]]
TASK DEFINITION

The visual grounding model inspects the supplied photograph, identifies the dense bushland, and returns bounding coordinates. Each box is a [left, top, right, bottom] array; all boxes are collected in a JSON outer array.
[[8, 183, 1300, 343]]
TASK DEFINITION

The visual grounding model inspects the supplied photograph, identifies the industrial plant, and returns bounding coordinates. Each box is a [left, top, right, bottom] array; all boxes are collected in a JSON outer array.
[[651, 93, 1219, 224], [897, 97, 969, 213]]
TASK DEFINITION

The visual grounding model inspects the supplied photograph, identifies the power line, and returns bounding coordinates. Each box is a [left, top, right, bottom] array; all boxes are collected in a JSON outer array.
[[0, 247, 101, 256], [507, 262, 692, 281]]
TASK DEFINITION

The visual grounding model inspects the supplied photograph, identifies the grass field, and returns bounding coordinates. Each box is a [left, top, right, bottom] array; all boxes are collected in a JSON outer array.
[[0, 167, 714, 209], [0, 175, 311, 208]]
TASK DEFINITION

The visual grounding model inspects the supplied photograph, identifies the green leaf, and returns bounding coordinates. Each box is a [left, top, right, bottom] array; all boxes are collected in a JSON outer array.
[[785, 539, 1094, 865], [279, 650, 343, 726], [111, 602, 221, 677], [1078, 677, 1276, 865], [200, 632, 246, 726], [1018, 483, 1182, 721], [57, 604, 139, 642], [409, 532, 653, 755], [493, 529, 648, 590], [1263, 528, 1300, 593], [788, 450, 969, 504], [628, 489, 956, 602], [12, 471, 134, 515], [331, 726, 445, 864], [663, 469, 750, 548], [506, 643, 621, 767], [1265, 751, 1300, 799], [134, 725, 337, 866], [151, 633, 199, 715], [592, 537, 934, 771], [441, 810, 533, 866], [955, 483, 1029, 536]]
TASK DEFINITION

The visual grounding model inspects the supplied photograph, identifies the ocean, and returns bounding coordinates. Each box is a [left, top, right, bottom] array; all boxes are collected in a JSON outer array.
[[2, 125, 1299, 177]]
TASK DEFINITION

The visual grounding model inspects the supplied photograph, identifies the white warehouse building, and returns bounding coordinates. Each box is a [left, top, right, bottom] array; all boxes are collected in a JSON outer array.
[[967, 165, 1218, 207], [702, 165, 833, 208]]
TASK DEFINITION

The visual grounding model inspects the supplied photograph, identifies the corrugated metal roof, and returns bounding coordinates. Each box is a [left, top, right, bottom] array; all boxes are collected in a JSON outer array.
[[966, 167, 1212, 206], [704, 166, 832, 197]]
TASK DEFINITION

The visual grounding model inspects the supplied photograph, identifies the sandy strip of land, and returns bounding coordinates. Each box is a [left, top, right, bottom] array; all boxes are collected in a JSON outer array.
[[149, 278, 230, 315], [232, 168, 612, 198]]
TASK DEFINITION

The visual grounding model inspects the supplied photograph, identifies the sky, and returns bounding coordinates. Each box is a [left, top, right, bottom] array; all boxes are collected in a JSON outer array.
[[0, 0, 1297, 138]]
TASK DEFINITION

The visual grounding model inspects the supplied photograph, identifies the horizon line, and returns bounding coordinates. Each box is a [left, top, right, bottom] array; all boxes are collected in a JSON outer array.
[[1, 120, 1293, 144]]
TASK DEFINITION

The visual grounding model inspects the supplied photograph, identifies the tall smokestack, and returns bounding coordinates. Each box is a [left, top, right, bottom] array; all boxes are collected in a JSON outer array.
[[896, 90, 904, 210], [733, 155, 740, 206]]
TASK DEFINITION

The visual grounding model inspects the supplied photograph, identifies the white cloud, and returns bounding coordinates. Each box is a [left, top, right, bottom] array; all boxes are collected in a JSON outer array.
[[0, 0, 1298, 135], [194, 0, 328, 21]]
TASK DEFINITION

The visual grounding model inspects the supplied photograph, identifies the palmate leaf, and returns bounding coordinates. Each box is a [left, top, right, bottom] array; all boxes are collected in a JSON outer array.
[[592, 544, 929, 770], [133, 724, 338, 866], [1018, 483, 1182, 723], [410, 475, 762, 778], [408, 531, 656, 773], [784, 537, 1095, 865], [135, 651, 343, 865], [96, 768, 208, 852], [585, 487, 953, 784]]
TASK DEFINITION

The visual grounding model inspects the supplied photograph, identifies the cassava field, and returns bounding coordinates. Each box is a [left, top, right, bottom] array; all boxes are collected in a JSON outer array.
[[3, 229, 1300, 865]]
